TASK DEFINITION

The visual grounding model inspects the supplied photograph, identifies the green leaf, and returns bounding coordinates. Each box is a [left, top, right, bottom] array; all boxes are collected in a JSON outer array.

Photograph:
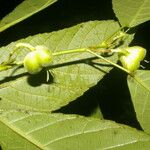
[[0, 20, 133, 112], [0, 111, 150, 150], [112, 0, 150, 27], [128, 70, 150, 134], [0, 0, 57, 32]]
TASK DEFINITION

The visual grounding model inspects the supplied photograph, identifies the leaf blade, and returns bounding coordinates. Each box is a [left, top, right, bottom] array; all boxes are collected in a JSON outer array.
[[0, 21, 120, 112], [0, 111, 150, 150], [0, 20, 134, 112], [0, 0, 57, 32], [128, 70, 150, 134], [112, 0, 150, 27]]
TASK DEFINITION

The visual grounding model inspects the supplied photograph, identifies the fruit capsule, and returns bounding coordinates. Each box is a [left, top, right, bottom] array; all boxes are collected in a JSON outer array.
[[23, 51, 42, 74], [118, 46, 146, 72], [35, 45, 53, 67]]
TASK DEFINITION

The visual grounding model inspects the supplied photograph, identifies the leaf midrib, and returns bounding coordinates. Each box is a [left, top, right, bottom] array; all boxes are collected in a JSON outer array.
[[129, 0, 147, 26]]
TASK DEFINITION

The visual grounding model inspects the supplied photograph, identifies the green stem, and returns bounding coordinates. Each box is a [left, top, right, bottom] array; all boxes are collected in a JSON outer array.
[[15, 43, 35, 51], [86, 49, 131, 74], [0, 62, 23, 72], [10, 43, 35, 60], [52, 48, 87, 56], [3, 43, 35, 67], [0, 45, 130, 75], [111, 48, 129, 55], [15, 61, 23, 65], [52, 43, 111, 56], [52, 47, 116, 57], [0, 65, 12, 72], [97, 27, 125, 47], [52, 47, 131, 74]]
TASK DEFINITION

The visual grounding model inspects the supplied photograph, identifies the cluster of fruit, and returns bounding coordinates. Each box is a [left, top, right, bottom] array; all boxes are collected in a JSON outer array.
[[24, 45, 146, 74], [23, 45, 53, 74], [0, 42, 146, 75]]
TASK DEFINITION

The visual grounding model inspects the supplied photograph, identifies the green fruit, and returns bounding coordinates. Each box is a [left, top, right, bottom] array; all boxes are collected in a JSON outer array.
[[23, 45, 53, 74], [119, 54, 140, 72], [23, 51, 42, 74], [125, 46, 146, 61], [35, 45, 53, 67], [119, 46, 146, 72]]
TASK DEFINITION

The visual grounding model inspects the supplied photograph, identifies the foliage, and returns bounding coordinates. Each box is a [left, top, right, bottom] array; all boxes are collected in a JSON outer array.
[[0, 0, 150, 149]]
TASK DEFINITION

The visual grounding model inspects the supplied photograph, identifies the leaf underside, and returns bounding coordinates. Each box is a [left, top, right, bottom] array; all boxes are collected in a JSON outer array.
[[0, 20, 124, 112], [112, 0, 150, 27], [128, 70, 150, 134], [0, 111, 150, 150]]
